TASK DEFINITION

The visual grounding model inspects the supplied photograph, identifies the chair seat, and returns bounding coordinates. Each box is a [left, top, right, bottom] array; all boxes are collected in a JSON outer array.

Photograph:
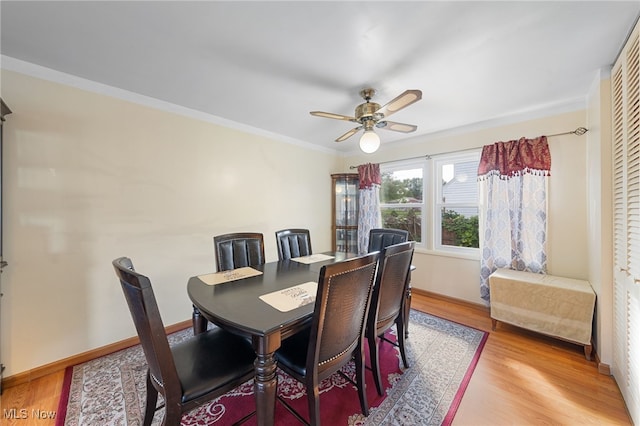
[[275, 328, 312, 377], [173, 327, 256, 402]]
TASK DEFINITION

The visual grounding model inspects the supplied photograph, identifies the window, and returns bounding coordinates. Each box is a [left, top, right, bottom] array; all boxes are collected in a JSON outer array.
[[434, 152, 480, 252], [379, 160, 425, 243], [380, 152, 480, 254]]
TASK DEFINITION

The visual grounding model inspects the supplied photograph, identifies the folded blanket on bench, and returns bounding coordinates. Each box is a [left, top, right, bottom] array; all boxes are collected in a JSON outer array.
[[489, 269, 596, 346]]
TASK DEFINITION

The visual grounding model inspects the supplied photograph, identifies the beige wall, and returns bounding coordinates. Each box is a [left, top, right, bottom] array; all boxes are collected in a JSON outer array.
[[341, 109, 590, 305], [0, 70, 339, 376], [586, 71, 614, 366]]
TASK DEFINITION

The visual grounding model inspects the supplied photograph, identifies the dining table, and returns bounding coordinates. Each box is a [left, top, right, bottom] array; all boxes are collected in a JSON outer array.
[[187, 251, 356, 426]]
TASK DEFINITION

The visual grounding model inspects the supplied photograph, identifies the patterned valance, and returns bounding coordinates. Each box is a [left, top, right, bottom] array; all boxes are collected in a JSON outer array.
[[357, 163, 381, 189], [477, 136, 551, 179]]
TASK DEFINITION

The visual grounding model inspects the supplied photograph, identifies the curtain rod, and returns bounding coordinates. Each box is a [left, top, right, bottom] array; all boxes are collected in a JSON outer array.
[[546, 126, 588, 137], [349, 127, 588, 169]]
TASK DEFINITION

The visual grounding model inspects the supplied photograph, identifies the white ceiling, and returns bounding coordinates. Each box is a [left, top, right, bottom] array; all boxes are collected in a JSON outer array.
[[1, 1, 639, 154]]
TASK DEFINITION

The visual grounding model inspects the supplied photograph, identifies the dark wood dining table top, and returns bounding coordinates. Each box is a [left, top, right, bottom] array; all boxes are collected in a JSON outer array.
[[187, 251, 355, 339]]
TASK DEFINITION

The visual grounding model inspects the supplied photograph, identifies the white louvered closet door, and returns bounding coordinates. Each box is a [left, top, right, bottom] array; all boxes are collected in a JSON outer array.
[[612, 18, 640, 425]]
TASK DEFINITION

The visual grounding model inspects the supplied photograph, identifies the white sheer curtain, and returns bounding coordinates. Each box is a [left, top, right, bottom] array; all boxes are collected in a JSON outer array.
[[357, 163, 382, 254], [478, 136, 551, 303]]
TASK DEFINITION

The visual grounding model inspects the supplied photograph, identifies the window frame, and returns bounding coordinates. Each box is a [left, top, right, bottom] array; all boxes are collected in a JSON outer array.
[[378, 151, 481, 256], [432, 150, 481, 255]]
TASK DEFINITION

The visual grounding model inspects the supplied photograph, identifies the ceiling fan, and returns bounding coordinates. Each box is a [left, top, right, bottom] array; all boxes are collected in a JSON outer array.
[[310, 88, 422, 153]]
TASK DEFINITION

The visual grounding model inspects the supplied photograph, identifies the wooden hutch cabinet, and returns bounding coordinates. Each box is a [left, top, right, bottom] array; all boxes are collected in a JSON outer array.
[[331, 173, 359, 253]]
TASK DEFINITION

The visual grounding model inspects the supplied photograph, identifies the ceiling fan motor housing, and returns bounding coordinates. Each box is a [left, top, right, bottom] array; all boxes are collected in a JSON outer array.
[[355, 102, 382, 122]]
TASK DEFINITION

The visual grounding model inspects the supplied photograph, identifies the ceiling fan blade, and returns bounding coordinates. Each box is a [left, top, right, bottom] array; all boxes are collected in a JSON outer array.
[[310, 111, 356, 122], [335, 126, 362, 142], [375, 89, 422, 118], [376, 121, 418, 133]]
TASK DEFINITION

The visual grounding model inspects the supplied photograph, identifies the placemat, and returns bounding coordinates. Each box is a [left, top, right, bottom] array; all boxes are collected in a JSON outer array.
[[290, 253, 335, 264], [259, 281, 318, 312], [198, 267, 263, 286]]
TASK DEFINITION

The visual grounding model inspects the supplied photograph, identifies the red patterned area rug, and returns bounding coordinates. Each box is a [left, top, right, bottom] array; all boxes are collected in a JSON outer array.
[[56, 310, 487, 425]]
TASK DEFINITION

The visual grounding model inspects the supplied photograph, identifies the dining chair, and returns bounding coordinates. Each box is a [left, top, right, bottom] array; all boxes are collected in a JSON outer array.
[[367, 228, 412, 339], [193, 232, 266, 334], [274, 252, 379, 426], [365, 241, 415, 396], [275, 228, 312, 260], [367, 228, 409, 253], [112, 257, 256, 426]]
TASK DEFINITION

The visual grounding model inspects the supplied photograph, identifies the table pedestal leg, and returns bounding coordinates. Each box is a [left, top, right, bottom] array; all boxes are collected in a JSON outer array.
[[253, 335, 279, 426]]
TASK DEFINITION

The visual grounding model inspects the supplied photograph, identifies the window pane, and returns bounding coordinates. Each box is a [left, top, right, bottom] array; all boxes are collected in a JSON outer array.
[[441, 160, 478, 204], [381, 206, 422, 242], [381, 169, 423, 204], [440, 207, 479, 248], [436, 153, 480, 251]]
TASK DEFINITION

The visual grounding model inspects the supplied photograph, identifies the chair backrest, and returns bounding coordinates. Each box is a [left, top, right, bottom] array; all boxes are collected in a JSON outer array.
[[308, 252, 379, 380], [367, 228, 409, 253], [112, 257, 180, 397], [275, 228, 312, 260], [370, 241, 415, 333], [213, 232, 265, 272]]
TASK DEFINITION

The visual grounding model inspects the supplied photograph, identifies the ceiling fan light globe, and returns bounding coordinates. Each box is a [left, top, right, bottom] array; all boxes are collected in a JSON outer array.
[[359, 130, 380, 153]]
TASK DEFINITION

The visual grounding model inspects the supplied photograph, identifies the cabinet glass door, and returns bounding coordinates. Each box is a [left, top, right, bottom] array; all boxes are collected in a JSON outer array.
[[335, 229, 358, 253], [335, 180, 357, 226], [332, 173, 359, 253]]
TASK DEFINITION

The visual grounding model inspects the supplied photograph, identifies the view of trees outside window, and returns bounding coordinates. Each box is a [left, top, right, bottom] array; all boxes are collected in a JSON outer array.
[[436, 154, 480, 249], [380, 165, 423, 243]]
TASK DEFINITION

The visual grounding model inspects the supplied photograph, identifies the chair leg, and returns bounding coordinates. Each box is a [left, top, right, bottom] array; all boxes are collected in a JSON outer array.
[[143, 371, 158, 426], [396, 318, 410, 369], [162, 405, 182, 426], [402, 280, 411, 337], [192, 305, 208, 335], [354, 348, 370, 417], [368, 332, 384, 396], [307, 380, 321, 426]]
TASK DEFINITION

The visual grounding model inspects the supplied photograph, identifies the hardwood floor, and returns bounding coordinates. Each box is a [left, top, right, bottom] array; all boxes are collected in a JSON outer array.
[[0, 290, 631, 426], [1, 369, 64, 426], [412, 291, 631, 425]]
